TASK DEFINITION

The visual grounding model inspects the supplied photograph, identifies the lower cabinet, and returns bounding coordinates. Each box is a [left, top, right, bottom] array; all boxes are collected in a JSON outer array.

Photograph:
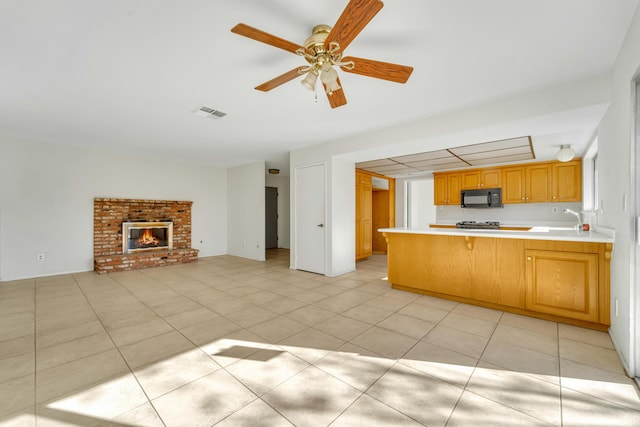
[[525, 250, 599, 322], [384, 232, 612, 329]]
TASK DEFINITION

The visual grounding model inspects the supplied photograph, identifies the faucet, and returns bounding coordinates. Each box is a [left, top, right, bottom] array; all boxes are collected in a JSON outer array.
[[563, 208, 583, 232]]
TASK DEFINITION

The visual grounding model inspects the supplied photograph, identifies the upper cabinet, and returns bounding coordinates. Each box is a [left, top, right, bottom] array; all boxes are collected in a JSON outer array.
[[552, 160, 582, 202], [462, 168, 501, 189], [434, 172, 461, 205], [434, 159, 582, 205]]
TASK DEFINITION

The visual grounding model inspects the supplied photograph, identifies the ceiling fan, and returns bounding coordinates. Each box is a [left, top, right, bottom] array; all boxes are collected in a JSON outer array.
[[231, 0, 414, 108]]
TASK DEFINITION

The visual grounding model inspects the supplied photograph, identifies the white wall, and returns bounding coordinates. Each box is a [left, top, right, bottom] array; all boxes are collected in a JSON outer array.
[[0, 136, 227, 281], [436, 202, 582, 227], [328, 157, 356, 276], [408, 178, 437, 228], [596, 5, 640, 377], [265, 174, 290, 249], [227, 162, 265, 261]]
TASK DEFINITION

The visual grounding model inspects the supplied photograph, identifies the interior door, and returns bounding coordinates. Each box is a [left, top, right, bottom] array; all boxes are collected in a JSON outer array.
[[265, 187, 278, 249], [295, 164, 326, 274]]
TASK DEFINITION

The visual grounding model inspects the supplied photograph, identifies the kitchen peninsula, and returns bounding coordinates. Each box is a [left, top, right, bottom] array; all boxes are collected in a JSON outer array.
[[380, 227, 613, 330]]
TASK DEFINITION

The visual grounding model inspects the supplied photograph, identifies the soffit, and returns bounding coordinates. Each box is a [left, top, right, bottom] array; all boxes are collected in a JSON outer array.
[[356, 136, 534, 175]]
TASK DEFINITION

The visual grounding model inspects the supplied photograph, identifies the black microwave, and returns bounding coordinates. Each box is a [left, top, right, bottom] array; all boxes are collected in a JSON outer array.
[[461, 188, 503, 208]]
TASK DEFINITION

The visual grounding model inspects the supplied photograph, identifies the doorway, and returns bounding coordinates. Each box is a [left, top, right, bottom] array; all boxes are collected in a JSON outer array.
[[294, 164, 326, 274], [265, 186, 278, 249]]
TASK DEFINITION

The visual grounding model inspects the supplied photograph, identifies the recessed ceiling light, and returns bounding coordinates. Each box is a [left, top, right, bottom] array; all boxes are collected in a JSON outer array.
[[194, 105, 227, 119]]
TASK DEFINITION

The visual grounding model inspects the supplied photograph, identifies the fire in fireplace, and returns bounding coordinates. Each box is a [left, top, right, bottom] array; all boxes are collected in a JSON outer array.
[[122, 221, 173, 254]]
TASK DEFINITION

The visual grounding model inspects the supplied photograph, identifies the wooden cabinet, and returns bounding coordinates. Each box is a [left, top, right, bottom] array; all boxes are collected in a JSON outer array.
[[434, 172, 461, 205], [525, 249, 599, 322], [356, 171, 372, 260], [526, 163, 552, 203], [552, 160, 582, 202], [462, 168, 501, 189], [384, 231, 612, 329], [501, 163, 552, 203], [356, 169, 395, 259], [440, 159, 582, 205], [501, 166, 526, 203]]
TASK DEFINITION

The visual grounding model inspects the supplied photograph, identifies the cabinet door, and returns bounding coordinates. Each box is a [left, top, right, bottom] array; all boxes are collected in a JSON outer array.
[[462, 171, 481, 189], [434, 174, 448, 205], [356, 171, 373, 260], [502, 167, 525, 203], [482, 169, 502, 188], [388, 179, 396, 227], [356, 170, 372, 187], [552, 160, 582, 202], [448, 173, 462, 205], [525, 250, 598, 322], [526, 163, 552, 202]]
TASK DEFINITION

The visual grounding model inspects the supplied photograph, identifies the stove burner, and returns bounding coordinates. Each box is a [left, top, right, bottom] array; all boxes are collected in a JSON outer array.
[[456, 221, 500, 230]]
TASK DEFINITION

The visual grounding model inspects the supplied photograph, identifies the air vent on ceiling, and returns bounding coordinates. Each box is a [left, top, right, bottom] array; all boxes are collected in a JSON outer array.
[[195, 105, 227, 119]]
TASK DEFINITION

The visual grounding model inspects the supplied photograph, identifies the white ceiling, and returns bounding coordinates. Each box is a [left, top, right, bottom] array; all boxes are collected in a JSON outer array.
[[1, 0, 638, 176]]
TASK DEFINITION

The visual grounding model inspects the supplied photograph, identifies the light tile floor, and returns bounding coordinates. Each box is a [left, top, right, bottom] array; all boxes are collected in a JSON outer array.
[[1, 250, 639, 426]]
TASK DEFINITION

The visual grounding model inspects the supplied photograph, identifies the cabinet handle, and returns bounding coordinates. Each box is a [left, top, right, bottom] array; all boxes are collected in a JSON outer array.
[[552, 196, 557, 199], [521, 197, 525, 200], [527, 256, 532, 261]]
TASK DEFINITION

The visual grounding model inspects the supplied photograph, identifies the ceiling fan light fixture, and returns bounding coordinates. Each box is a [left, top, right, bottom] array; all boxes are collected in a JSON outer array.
[[301, 70, 318, 91], [321, 67, 341, 94], [557, 144, 575, 162]]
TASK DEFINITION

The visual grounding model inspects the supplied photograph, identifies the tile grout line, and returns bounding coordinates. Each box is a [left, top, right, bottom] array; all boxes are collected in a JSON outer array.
[[441, 309, 504, 426], [70, 273, 169, 427]]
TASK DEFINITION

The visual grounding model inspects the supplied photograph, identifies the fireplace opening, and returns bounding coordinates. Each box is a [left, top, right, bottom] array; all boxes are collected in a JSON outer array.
[[122, 221, 173, 254]]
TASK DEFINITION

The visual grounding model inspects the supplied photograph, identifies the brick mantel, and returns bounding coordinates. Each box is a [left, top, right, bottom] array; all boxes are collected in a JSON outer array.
[[93, 198, 198, 273]]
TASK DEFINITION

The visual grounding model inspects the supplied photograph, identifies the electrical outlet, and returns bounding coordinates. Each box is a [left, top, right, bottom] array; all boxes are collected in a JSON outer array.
[[551, 207, 559, 214], [36, 253, 45, 262]]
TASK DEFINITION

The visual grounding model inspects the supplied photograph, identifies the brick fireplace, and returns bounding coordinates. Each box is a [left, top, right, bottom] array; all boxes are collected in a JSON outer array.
[[93, 198, 198, 273]]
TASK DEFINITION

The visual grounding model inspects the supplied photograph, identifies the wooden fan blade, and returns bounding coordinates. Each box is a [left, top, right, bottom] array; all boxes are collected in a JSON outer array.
[[324, 77, 347, 108], [325, 0, 384, 52], [341, 56, 413, 83], [231, 23, 307, 54], [255, 67, 306, 92]]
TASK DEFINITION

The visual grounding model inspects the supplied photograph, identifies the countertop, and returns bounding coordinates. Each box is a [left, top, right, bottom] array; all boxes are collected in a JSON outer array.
[[379, 226, 614, 243]]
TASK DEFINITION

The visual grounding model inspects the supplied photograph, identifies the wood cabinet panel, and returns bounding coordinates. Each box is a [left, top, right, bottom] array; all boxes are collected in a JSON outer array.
[[384, 232, 611, 329], [445, 160, 582, 205], [470, 237, 526, 307], [434, 174, 448, 205], [462, 169, 501, 189], [552, 160, 582, 202], [356, 170, 394, 259], [526, 163, 552, 202], [386, 233, 472, 298], [372, 189, 390, 253], [388, 179, 396, 227], [356, 172, 372, 260], [525, 249, 598, 322], [448, 174, 461, 205], [502, 167, 526, 203], [462, 171, 481, 189], [482, 169, 502, 188], [434, 172, 461, 205]]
